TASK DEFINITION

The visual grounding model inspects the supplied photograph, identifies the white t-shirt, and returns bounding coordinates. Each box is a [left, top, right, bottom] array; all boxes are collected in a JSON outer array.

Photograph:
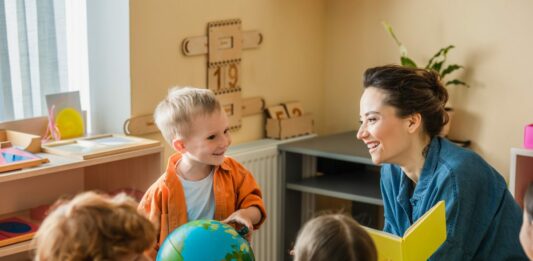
[[178, 169, 215, 221]]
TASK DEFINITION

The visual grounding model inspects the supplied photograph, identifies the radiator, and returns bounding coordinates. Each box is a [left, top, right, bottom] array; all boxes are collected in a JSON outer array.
[[227, 140, 281, 261], [227, 135, 315, 261]]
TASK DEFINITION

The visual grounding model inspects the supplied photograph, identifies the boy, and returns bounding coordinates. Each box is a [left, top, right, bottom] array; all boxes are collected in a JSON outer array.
[[138, 87, 266, 255], [34, 191, 156, 261]]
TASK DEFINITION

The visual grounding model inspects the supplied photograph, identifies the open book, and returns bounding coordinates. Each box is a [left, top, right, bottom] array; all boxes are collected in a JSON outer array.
[[364, 201, 447, 261]]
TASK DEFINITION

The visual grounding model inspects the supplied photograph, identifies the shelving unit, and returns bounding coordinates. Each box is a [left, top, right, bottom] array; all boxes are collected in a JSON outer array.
[[509, 147, 533, 208], [0, 142, 163, 260], [279, 131, 382, 261]]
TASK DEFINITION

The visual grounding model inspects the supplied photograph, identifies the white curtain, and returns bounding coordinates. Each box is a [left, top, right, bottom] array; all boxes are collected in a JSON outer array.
[[0, 0, 88, 122]]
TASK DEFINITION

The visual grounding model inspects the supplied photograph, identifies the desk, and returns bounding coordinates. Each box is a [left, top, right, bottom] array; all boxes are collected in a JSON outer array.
[[279, 131, 382, 260], [0, 144, 162, 259]]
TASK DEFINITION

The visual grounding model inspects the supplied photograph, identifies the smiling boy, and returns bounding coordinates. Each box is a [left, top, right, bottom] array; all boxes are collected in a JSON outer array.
[[138, 87, 266, 256]]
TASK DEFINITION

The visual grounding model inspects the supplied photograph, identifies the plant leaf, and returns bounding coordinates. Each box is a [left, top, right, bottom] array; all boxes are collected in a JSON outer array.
[[382, 21, 408, 57], [425, 45, 455, 69], [441, 64, 463, 79], [401, 56, 417, 67], [445, 79, 469, 87], [430, 61, 444, 74]]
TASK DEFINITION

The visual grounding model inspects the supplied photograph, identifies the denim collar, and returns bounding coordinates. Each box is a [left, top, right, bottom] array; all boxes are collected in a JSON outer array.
[[396, 137, 441, 220]]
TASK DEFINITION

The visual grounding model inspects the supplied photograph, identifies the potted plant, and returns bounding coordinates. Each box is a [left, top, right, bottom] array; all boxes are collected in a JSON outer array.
[[382, 21, 469, 137]]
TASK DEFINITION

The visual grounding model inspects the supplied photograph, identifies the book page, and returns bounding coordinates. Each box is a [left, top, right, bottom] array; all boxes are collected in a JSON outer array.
[[364, 226, 403, 261], [403, 201, 447, 261]]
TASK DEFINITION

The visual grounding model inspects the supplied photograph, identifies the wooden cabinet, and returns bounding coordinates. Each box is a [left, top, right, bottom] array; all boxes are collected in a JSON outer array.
[[0, 141, 162, 260], [509, 147, 533, 208], [279, 131, 382, 260]]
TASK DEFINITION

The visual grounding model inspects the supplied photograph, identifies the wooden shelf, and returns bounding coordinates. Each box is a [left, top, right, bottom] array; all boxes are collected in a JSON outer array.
[[286, 172, 382, 206], [0, 142, 163, 258]]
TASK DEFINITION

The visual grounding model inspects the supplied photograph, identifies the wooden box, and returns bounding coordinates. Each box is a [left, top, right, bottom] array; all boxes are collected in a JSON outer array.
[[266, 113, 314, 140], [0, 129, 41, 153]]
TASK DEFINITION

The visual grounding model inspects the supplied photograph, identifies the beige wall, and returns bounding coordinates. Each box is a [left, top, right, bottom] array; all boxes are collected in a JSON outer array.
[[324, 0, 533, 180], [130, 0, 533, 180], [130, 0, 326, 157]]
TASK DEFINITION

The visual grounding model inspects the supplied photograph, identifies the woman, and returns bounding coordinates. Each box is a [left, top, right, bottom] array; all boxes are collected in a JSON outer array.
[[357, 65, 526, 260]]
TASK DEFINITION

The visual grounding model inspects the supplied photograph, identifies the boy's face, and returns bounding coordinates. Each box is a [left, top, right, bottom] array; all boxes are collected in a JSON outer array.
[[520, 208, 533, 259], [176, 110, 231, 166]]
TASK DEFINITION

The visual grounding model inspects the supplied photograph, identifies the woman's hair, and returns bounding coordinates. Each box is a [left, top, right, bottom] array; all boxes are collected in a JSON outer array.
[[293, 214, 377, 261], [525, 182, 533, 221], [33, 191, 156, 261], [363, 65, 449, 138], [154, 86, 221, 143]]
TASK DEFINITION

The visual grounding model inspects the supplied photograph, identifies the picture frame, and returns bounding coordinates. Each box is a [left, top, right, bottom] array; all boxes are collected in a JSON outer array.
[[0, 147, 49, 173], [41, 134, 160, 160], [0, 217, 39, 247]]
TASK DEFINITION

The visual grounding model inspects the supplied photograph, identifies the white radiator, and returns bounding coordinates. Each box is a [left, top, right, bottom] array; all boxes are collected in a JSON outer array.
[[227, 136, 315, 261], [227, 140, 281, 261]]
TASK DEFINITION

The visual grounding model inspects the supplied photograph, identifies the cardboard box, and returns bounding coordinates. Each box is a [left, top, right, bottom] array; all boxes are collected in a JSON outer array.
[[266, 113, 314, 139]]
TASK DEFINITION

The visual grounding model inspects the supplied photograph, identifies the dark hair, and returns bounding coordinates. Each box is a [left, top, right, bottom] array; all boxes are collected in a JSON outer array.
[[525, 183, 533, 221], [293, 214, 377, 261], [363, 65, 449, 138]]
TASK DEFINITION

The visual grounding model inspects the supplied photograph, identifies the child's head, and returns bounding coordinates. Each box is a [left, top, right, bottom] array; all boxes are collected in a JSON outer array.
[[154, 86, 222, 143], [520, 182, 533, 259], [293, 214, 377, 261], [33, 191, 156, 261]]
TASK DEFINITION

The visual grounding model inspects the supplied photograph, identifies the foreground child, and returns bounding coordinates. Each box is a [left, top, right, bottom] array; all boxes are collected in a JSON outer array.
[[293, 214, 377, 261], [33, 191, 156, 261], [138, 87, 266, 254], [521, 183, 533, 259]]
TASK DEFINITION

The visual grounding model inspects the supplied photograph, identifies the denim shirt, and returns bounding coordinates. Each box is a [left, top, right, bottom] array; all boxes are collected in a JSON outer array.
[[380, 137, 527, 260]]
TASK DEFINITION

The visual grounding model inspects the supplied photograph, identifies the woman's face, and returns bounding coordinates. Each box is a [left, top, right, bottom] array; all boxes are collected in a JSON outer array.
[[357, 87, 412, 165], [520, 208, 533, 259]]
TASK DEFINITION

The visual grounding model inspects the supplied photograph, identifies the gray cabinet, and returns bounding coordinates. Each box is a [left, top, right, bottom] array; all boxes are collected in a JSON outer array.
[[279, 131, 382, 260]]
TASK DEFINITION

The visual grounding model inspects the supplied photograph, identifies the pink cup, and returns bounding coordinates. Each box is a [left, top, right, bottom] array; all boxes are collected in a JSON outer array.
[[524, 124, 533, 149]]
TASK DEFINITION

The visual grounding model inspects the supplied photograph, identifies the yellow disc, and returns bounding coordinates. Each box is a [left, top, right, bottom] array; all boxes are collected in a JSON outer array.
[[55, 108, 84, 139]]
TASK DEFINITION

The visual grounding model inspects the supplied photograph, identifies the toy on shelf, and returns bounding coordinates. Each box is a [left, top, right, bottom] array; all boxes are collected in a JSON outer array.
[[266, 101, 314, 140], [0, 130, 48, 173], [0, 217, 39, 247], [41, 134, 160, 160]]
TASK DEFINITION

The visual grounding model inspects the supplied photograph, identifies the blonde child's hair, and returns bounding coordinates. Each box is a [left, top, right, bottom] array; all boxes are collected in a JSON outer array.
[[154, 86, 221, 143], [33, 191, 156, 261], [293, 214, 377, 261]]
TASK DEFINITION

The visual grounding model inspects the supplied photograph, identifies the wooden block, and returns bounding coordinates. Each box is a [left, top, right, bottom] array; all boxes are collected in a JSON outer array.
[[0, 129, 42, 153], [242, 97, 265, 116], [208, 19, 242, 66], [123, 114, 159, 136], [282, 101, 304, 118], [215, 89, 243, 130], [267, 105, 289, 120], [266, 113, 314, 139], [208, 63, 241, 92], [0, 141, 11, 149], [182, 31, 262, 56]]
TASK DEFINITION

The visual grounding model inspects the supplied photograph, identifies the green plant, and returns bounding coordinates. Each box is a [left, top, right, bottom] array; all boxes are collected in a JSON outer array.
[[382, 21, 468, 87]]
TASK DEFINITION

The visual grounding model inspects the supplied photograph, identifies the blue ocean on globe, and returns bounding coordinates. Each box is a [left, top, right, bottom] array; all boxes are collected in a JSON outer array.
[[156, 219, 255, 261]]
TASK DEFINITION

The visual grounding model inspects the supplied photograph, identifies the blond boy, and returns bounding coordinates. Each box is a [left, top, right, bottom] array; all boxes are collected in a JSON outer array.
[[138, 87, 266, 254]]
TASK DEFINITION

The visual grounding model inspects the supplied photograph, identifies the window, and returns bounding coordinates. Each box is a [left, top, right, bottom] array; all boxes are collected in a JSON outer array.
[[0, 0, 89, 122]]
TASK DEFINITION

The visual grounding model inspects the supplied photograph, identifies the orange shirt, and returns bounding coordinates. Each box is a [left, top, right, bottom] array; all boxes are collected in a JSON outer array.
[[138, 153, 266, 253]]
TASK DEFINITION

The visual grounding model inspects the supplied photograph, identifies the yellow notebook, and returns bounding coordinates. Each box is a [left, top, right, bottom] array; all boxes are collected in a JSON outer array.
[[364, 201, 447, 261]]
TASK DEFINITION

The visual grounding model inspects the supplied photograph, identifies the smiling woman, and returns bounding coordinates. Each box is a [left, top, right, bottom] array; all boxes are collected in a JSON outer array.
[[357, 65, 527, 260], [0, 0, 89, 122]]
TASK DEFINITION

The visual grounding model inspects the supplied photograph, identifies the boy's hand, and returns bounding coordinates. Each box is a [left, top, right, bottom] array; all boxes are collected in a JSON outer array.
[[222, 207, 261, 242]]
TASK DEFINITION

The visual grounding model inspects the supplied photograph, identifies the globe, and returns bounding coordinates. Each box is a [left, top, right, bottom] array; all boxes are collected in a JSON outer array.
[[156, 219, 255, 261]]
